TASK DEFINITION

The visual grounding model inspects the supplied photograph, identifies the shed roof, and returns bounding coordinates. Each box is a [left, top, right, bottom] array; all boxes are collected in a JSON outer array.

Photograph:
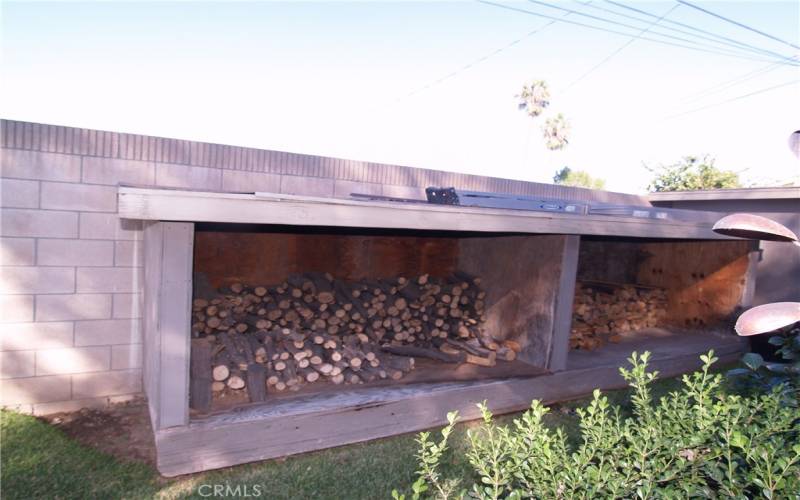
[[649, 186, 800, 202]]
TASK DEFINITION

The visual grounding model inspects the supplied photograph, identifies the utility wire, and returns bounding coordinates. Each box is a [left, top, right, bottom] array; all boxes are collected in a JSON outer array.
[[397, 12, 569, 101], [665, 78, 800, 119], [675, 0, 800, 51], [680, 60, 790, 103], [604, 0, 798, 64], [563, 4, 679, 93], [478, 0, 793, 65], [576, 0, 797, 63], [523, 0, 793, 63], [400, 0, 795, 101]]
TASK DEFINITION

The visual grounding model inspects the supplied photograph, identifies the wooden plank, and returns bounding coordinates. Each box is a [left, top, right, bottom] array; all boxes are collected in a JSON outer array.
[[458, 235, 565, 369], [649, 186, 800, 201], [740, 241, 760, 308], [118, 187, 735, 240], [154, 330, 744, 476], [158, 222, 194, 429], [194, 231, 459, 289], [202, 358, 549, 414], [142, 222, 163, 429], [190, 339, 213, 412], [635, 240, 752, 327], [548, 235, 579, 371]]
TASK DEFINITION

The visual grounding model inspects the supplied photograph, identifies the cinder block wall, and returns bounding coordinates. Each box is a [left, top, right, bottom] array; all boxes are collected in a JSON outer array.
[[0, 119, 646, 415]]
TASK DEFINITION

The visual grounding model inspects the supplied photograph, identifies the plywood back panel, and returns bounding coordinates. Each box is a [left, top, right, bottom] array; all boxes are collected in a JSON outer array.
[[576, 239, 752, 329], [459, 235, 570, 368], [636, 240, 753, 327], [577, 240, 642, 284], [194, 231, 459, 288]]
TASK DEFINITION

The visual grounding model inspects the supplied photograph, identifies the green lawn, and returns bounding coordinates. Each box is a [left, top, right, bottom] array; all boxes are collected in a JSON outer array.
[[0, 374, 689, 500]]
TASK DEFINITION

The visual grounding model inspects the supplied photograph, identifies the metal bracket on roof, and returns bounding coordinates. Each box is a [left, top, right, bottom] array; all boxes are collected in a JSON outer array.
[[425, 187, 588, 215], [350, 186, 723, 225]]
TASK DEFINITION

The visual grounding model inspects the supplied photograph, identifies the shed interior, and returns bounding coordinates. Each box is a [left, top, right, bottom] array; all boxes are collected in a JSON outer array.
[[189, 224, 753, 416], [569, 236, 753, 353], [191, 224, 571, 414]]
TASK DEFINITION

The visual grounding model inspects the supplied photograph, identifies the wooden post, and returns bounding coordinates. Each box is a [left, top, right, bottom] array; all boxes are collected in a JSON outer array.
[[740, 240, 760, 308], [143, 221, 194, 430], [547, 235, 580, 372], [190, 339, 213, 412], [458, 234, 576, 370]]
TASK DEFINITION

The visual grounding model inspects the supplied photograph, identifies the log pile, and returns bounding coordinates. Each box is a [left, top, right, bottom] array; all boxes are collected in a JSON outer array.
[[569, 282, 668, 350], [190, 272, 519, 409]]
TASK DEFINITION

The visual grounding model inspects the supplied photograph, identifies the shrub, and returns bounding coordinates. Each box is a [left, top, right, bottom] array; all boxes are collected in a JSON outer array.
[[394, 351, 800, 499], [728, 324, 800, 396]]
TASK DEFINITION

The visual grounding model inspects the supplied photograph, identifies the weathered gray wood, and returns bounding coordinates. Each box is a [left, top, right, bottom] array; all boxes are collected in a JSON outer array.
[[142, 222, 163, 429], [548, 235, 580, 371], [246, 364, 267, 403], [160, 222, 194, 428], [458, 235, 566, 369], [649, 186, 800, 201], [190, 339, 213, 412], [118, 187, 734, 240], [142, 221, 194, 430], [740, 242, 760, 308], [154, 330, 745, 476], [381, 345, 465, 363]]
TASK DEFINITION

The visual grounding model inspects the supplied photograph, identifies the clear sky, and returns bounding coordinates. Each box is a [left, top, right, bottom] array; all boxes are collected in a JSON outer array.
[[1, 1, 798, 193]]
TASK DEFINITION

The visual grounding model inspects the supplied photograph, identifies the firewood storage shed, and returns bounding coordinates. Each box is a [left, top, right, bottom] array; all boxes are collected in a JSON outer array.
[[119, 186, 754, 476]]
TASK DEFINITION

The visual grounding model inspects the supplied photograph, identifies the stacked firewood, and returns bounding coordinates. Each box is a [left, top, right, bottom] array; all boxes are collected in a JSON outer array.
[[190, 272, 518, 408], [569, 282, 668, 350]]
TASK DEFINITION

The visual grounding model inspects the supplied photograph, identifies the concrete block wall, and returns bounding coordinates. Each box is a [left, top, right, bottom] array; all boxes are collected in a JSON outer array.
[[1, 150, 145, 415], [0, 119, 647, 415]]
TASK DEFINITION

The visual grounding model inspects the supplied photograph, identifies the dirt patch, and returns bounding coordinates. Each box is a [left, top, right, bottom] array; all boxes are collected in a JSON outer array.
[[41, 398, 157, 466]]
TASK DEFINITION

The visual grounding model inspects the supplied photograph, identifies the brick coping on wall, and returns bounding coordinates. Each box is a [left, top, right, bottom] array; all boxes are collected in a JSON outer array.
[[0, 119, 649, 204], [0, 118, 646, 416]]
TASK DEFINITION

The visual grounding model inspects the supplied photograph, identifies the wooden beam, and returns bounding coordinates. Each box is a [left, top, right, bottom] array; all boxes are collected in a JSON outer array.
[[142, 222, 162, 429], [118, 187, 735, 240], [649, 186, 800, 202], [143, 221, 195, 430], [153, 331, 744, 476], [740, 241, 761, 308], [548, 235, 580, 371], [458, 235, 565, 369]]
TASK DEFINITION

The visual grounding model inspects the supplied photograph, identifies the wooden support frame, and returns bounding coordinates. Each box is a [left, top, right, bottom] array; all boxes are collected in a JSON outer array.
[[740, 240, 761, 308], [549, 235, 580, 371], [154, 331, 745, 476], [128, 187, 753, 476], [119, 187, 735, 240], [457, 234, 579, 371], [143, 221, 195, 430]]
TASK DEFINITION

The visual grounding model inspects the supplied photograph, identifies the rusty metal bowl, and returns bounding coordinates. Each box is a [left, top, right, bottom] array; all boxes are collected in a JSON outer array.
[[735, 302, 800, 336], [712, 213, 799, 243]]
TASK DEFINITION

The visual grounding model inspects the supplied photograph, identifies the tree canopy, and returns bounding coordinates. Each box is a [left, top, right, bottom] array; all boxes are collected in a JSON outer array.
[[647, 156, 741, 192], [517, 79, 570, 151], [553, 166, 606, 190]]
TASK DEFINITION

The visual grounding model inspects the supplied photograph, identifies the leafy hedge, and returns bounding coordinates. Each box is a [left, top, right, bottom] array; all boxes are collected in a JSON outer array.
[[395, 351, 800, 499]]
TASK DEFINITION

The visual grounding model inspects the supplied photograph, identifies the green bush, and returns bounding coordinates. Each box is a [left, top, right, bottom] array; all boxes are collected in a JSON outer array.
[[728, 325, 800, 396], [394, 351, 800, 499]]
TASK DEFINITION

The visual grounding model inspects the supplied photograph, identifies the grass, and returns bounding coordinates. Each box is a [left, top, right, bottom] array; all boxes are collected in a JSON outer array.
[[0, 370, 702, 500]]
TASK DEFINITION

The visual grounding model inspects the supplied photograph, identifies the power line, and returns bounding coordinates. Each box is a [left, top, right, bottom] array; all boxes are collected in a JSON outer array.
[[603, 0, 798, 64], [523, 0, 794, 63], [478, 0, 793, 65], [680, 60, 789, 103], [577, 0, 798, 64], [563, 4, 679, 93], [397, 13, 568, 101], [676, 0, 800, 51], [665, 78, 800, 119], [400, 0, 796, 101]]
